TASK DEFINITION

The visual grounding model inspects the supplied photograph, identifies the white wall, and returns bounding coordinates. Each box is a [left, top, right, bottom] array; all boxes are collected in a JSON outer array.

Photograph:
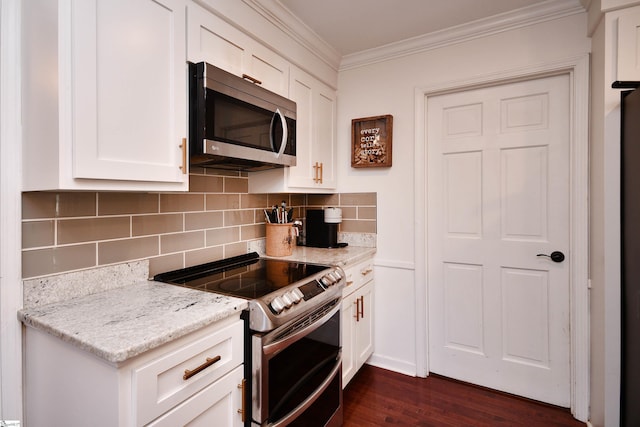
[[335, 12, 590, 380]]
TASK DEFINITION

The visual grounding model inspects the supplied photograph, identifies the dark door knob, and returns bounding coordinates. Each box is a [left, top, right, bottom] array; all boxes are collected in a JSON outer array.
[[536, 251, 565, 263]]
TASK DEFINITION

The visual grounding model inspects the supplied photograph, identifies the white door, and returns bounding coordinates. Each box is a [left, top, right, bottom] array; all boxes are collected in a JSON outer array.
[[427, 74, 570, 406]]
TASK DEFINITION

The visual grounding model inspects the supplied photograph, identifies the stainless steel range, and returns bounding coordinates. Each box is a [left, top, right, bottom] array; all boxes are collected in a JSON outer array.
[[154, 252, 345, 427]]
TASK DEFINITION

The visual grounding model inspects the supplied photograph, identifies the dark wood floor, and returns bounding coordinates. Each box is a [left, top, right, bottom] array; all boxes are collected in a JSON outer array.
[[343, 365, 585, 427]]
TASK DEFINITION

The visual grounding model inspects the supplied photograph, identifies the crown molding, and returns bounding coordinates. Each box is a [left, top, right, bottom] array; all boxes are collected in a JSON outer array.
[[339, 0, 585, 71], [242, 0, 342, 72]]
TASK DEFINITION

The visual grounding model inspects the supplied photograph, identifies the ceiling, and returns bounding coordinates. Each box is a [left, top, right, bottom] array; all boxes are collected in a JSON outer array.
[[278, 0, 583, 56]]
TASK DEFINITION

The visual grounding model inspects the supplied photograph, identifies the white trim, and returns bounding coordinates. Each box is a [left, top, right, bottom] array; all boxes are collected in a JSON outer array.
[[0, 0, 23, 420], [340, 0, 585, 71], [373, 259, 415, 271], [414, 54, 590, 423], [366, 354, 417, 378]]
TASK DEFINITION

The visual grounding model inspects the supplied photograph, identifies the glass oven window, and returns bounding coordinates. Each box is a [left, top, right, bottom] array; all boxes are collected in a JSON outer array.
[[267, 310, 341, 424]]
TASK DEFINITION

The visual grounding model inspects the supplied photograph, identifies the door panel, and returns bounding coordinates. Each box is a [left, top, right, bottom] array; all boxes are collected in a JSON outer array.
[[444, 152, 482, 237], [501, 146, 548, 240], [501, 267, 549, 367], [427, 74, 570, 406], [443, 263, 484, 354]]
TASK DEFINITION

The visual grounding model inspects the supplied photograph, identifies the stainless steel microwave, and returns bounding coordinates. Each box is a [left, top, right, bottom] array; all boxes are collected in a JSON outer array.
[[188, 62, 296, 171]]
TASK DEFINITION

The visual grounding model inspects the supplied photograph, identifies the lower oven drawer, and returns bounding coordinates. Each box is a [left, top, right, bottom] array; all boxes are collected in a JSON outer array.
[[253, 302, 342, 426], [133, 319, 244, 426]]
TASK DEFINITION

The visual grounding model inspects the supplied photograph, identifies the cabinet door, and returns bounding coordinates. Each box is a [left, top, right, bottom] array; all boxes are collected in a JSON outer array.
[[341, 292, 357, 387], [147, 365, 245, 427], [134, 320, 244, 426], [618, 8, 640, 81], [312, 82, 337, 188], [187, 3, 245, 77], [355, 281, 375, 367], [288, 66, 337, 189], [71, 0, 187, 185], [246, 43, 290, 97], [187, 3, 289, 96]]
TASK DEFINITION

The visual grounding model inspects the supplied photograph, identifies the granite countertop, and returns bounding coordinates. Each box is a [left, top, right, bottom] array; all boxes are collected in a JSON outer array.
[[18, 281, 247, 364], [260, 245, 376, 268], [18, 246, 375, 365]]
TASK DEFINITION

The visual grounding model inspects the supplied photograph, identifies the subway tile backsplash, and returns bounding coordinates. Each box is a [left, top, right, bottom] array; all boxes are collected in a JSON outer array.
[[21, 170, 376, 279]]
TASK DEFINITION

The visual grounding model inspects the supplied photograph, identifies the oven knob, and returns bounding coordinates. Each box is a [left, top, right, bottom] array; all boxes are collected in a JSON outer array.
[[281, 293, 294, 308], [290, 290, 302, 303], [270, 297, 286, 314], [321, 275, 335, 287], [292, 288, 304, 301]]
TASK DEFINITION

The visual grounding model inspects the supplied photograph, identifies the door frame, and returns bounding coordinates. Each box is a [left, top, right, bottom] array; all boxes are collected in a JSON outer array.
[[413, 55, 589, 422]]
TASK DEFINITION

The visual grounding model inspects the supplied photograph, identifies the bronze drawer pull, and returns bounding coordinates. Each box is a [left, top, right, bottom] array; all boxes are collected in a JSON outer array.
[[237, 378, 246, 422], [242, 74, 262, 85], [183, 355, 221, 380], [179, 138, 187, 174]]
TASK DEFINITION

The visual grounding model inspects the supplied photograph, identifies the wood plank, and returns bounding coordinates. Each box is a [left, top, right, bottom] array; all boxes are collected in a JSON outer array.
[[343, 365, 585, 426]]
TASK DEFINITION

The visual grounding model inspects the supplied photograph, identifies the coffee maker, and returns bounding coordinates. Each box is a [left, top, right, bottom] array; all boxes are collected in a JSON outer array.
[[304, 208, 347, 248]]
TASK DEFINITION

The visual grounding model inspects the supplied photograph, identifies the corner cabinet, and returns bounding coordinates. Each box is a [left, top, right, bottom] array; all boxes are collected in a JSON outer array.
[[24, 316, 245, 427], [249, 66, 337, 193], [342, 257, 375, 387], [22, 0, 189, 191]]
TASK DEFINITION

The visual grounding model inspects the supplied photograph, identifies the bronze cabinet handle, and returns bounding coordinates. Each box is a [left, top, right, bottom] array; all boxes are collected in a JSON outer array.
[[237, 378, 246, 422], [242, 74, 262, 85], [183, 355, 221, 380], [180, 138, 187, 174]]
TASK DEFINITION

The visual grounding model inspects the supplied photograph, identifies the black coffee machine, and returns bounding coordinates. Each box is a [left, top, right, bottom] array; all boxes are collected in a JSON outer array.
[[304, 208, 347, 248]]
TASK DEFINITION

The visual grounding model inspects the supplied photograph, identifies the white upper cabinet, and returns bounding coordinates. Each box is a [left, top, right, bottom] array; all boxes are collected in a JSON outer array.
[[187, 2, 289, 97], [22, 0, 189, 191], [249, 66, 337, 193], [617, 7, 640, 81], [287, 66, 337, 189]]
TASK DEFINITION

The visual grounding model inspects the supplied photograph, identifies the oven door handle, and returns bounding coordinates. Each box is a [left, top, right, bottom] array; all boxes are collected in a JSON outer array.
[[262, 301, 340, 356], [268, 355, 341, 427]]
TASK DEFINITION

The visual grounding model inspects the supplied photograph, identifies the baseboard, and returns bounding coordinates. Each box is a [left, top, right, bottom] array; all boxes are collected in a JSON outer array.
[[366, 354, 417, 377]]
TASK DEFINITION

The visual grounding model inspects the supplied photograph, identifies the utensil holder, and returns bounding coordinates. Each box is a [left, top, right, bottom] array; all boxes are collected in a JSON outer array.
[[266, 223, 294, 256]]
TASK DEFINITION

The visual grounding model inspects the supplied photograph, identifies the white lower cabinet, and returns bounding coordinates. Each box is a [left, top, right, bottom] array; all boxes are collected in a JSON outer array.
[[146, 365, 244, 426], [341, 258, 375, 387], [24, 316, 245, 427]]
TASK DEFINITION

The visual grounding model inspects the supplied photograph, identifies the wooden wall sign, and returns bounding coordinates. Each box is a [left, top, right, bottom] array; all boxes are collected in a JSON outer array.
[[351, 115, 393, 168]]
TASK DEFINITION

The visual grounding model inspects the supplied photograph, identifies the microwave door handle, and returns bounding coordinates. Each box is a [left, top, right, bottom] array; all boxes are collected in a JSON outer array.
[[270, 108, 288, 158]]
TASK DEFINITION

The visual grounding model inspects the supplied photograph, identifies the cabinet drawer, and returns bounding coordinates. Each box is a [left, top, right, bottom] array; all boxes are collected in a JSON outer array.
[[133, 320, 243, 426], [147, 365, 245, 427], [343, 258, 374, 297]]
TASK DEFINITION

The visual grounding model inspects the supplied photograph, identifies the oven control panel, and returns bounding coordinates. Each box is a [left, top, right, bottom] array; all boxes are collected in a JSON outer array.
[[269, 267, 344, 314]]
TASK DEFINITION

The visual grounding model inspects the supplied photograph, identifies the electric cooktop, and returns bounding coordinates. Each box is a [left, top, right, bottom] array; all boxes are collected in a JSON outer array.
[[153, 252, 328, 300]]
